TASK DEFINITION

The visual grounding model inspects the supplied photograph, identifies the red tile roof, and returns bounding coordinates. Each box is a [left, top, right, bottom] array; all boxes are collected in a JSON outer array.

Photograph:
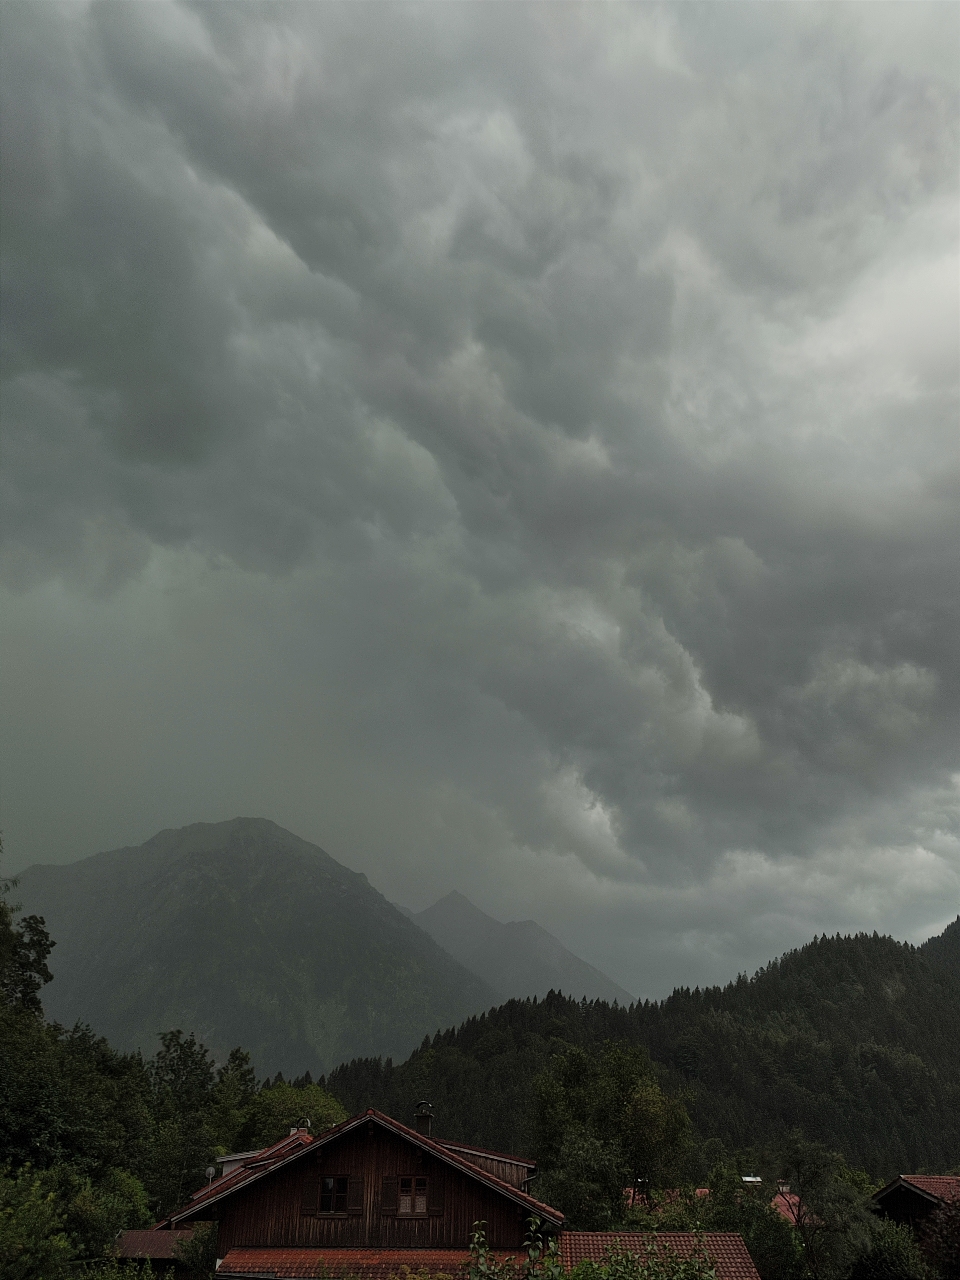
[[560, 1232, 760, 1280], [169, 1110, 563, 1228], [116, 1229, 195, 1259], [771, 1190, 802, 1224], [901, 1176, 960, 1203], [218, 1247, 514, 1279], [876, 1175, 960, 1205], [168, 1128, 315, 1222]]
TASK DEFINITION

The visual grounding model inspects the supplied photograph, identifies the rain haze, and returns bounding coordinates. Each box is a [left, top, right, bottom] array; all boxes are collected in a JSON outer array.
[[1, 1, 958, 999]]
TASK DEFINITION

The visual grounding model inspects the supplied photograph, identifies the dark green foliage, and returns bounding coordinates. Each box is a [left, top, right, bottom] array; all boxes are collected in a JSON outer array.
[[327, 995, 636, 1154], [49, 1164, 152, 1261], [173, 1220, 219, 1278], [0, 1164, 74, 1280], [0, 1007, 154, 1176], [142, 1031, 347, 1213], [240, 1078, 346, 1149], [0, 886, 54, 1015], [539, 1126, 627, 1230], [848, 1220, 928, 1280], [534, 1045, 692, 1227], [774, 1136, 879, 1280], [145, 1029, 220, 1215], [696, 1166, 805, 1280], [921, 1199, 960, 1280], [329, 930, 960, 1176]]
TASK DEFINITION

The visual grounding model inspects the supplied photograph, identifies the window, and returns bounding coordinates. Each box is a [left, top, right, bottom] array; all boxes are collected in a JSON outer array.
[[302, 1169, 362, 1216], [381, 1174, 441, 1216], [398, 1176, 428, 1215], [320, 1175, 349, 1213]]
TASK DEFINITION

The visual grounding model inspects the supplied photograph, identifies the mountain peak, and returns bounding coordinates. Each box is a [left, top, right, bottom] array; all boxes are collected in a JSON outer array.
[[412, 891, 633, 1005], [15, 820, 496, 1075]]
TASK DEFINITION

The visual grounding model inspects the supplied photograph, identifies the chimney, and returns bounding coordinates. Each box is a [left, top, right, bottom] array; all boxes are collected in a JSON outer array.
[[414, 1101, 434, 1138]]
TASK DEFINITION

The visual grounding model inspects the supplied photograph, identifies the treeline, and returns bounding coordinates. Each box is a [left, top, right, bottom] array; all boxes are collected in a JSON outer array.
[[0, 870, 345, 1277], [326, 930, 960, 1175]]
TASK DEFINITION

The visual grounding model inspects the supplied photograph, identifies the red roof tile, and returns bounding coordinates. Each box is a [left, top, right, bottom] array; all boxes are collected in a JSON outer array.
[[899, 1176, 960, 1204], [771, 1190, 802, 1224], [560, 1232, 760, 1280], [218, 1247, 514, 1279], [169, 1129, 315, 1218], [116, 1229, 194, 1259]]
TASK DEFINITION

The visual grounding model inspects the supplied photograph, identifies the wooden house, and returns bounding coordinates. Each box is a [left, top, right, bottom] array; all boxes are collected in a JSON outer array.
[[151, 1107, 759, 1280], [163, 1107, 559, 1275]]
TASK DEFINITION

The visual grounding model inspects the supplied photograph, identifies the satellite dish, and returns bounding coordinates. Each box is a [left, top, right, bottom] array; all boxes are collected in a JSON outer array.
[[205, 1166, 216, 1184]]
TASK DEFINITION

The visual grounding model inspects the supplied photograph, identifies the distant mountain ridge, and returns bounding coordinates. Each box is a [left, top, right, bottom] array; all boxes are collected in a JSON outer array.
[[15, 818, 497, 1076], [410, 890, 634, 1005]]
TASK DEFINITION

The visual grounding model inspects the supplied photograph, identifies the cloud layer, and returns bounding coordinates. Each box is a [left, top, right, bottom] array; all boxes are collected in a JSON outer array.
[[2, 1, 958, 995]]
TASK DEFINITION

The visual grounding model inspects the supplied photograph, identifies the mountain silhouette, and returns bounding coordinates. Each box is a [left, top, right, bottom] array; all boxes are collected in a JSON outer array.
[[15, 818, 497, 1075], [410, 889, 634, 1004]]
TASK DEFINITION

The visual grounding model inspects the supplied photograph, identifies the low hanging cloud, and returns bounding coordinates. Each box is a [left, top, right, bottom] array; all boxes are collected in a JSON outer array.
[[1, 1, 958, 995]]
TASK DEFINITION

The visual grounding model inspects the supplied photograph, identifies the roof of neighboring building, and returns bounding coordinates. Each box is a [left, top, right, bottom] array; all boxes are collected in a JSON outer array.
[[875, 1175, 960, 1205], [434, 1139, 535, 1168], [168, 1110, 563, 1228], [217, 1247, 515, 1278], [560, 1232, 761, 1280], [771, 1190, 803, 1224], [163, 1127, 315, 1220], [116, 1229, 195, 1259]]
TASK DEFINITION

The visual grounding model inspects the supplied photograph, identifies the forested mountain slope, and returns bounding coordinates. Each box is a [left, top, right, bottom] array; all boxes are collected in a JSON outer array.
[[15, 818, 497, 1075], [327, 928, 960, 1178], [920, 914, 960, 980], [410, 890, 634, 1004]]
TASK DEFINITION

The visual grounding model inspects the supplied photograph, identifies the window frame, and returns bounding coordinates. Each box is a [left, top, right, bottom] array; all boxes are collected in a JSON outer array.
[[398, 1175, 429, 1216], [319, 1174, 350, 1214], [381, 1174, 442, 1217]]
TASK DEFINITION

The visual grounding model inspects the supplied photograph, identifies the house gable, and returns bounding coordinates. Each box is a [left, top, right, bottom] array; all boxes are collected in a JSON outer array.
[[873, 1174, 960, 1230], [170, 1110, 561, 1256]]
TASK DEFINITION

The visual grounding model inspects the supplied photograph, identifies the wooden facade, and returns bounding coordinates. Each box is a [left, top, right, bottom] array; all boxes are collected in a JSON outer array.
[[169, 1109, 562, 1261]]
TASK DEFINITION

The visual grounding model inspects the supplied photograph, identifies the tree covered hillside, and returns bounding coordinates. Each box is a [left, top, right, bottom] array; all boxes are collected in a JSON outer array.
[[327, 929, 960, 1176]]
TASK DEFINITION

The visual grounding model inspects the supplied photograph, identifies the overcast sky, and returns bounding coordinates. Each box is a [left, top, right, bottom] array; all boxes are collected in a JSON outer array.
[[2, 1, 958, 998]]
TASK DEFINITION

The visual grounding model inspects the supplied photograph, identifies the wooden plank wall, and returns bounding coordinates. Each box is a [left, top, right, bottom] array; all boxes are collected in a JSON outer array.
[[216, 1125, 530, 1254], [448, 1153, 530, 1189]]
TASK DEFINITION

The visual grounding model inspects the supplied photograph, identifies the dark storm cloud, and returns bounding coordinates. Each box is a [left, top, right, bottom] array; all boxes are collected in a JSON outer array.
[[1, 1, 958, 993]]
